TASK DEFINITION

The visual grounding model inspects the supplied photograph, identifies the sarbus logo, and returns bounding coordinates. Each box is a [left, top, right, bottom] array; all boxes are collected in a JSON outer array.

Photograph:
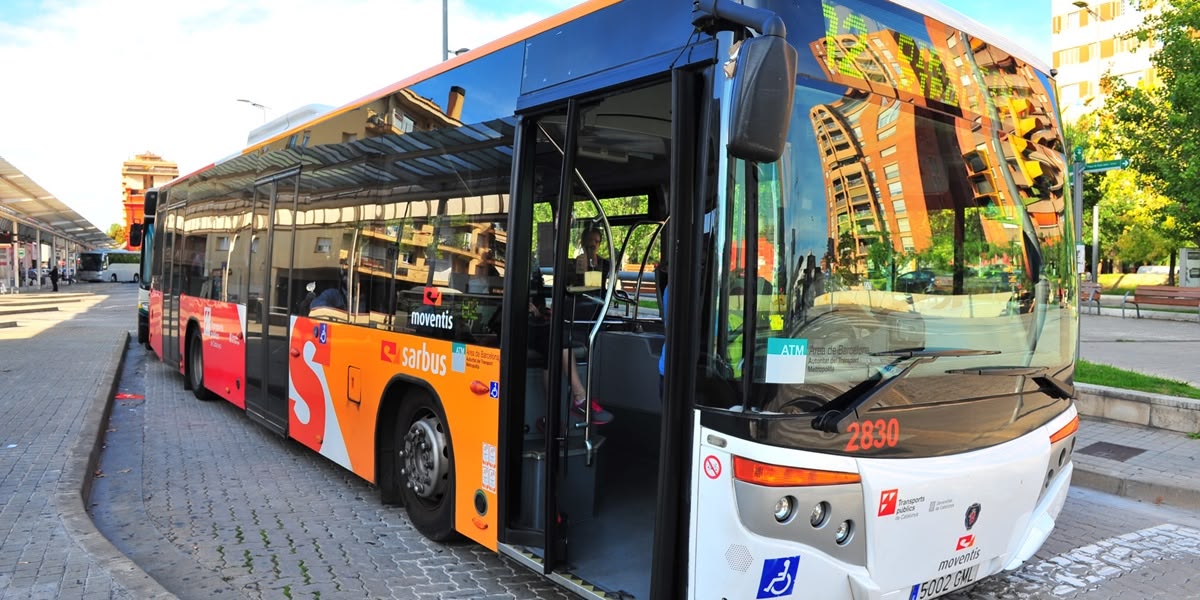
[[401, 343, 447, 376]]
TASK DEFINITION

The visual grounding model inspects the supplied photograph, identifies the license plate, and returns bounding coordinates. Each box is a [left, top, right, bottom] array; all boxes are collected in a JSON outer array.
[[909, 565, 979, 600]]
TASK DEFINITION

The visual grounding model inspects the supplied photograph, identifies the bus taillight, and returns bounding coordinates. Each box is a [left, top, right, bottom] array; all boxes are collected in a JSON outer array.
[[732, 456, 861, 487], [1049, 415, 1079, 444]]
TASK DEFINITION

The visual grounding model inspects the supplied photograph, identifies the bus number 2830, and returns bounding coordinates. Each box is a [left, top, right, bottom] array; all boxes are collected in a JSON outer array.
[[845, 418, 900, 452]]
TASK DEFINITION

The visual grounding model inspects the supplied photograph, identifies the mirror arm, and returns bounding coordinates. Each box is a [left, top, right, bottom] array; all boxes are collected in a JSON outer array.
[[692, 0, 787, 37]]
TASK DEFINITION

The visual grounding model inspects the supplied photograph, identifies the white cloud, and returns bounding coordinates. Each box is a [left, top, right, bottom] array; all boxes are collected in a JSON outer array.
[[0, 0, 567, 230]]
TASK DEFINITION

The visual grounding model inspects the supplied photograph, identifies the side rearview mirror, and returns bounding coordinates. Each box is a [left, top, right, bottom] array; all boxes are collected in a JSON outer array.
[[727, 30, 798, 163], [128, 223, 144, 247], [144, 189, 159, 218]]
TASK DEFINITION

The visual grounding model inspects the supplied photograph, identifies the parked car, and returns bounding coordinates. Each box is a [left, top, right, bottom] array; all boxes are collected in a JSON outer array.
[[896, 269, 935, 293]]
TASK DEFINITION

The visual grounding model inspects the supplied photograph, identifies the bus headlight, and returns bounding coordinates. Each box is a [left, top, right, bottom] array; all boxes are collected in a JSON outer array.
[[773, 496, 795, 522], [810, 501, 830, 528], [834, 520, 854, 545]]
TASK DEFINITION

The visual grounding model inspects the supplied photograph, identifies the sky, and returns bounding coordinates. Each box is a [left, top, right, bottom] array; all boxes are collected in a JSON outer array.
[[0, 0, 1050, 233]]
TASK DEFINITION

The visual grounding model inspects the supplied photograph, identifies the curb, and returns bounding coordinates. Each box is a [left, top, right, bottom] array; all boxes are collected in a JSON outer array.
[[54, 331, 177, 599], [1072, 383, 1200, 510], [1070, 468, 1200, 511], [1076, 383, 1200, 434]]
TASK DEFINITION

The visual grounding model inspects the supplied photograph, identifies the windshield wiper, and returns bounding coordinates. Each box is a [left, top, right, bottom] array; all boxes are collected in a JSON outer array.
[[943, 365, 1074, 400], [811, 348, 999, 434]]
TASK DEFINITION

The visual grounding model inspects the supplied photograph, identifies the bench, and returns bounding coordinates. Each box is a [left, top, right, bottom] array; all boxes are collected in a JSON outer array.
[[1080, 281, 1102, 314], [1121, 285, 1200, 321]]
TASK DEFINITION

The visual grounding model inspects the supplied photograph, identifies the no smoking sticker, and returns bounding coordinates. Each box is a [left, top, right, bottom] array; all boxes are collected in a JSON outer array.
[[703, 455, 722, 479]]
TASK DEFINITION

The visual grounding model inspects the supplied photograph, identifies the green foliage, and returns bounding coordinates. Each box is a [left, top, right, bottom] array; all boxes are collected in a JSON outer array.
[[1102, 0, 1200, 246], [1095, 272, 1167, 294], [107, 223, 126, 245], [1093, 170, 1178, 268], [1076, 360, 1200, 400]]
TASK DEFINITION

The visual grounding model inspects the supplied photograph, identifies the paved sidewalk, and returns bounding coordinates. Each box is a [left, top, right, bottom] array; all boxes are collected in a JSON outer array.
[[1076, 309, 1200, 509], [0, 286, 168, 599]]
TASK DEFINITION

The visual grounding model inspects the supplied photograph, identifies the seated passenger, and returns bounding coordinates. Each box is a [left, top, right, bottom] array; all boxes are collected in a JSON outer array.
[[312, 286, 347, 310], [528, 266, 614, 425], [572, 227, 611, 287]]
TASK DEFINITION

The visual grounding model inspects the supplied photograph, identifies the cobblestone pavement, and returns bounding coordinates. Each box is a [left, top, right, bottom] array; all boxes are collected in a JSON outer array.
[[91, 343, 574, 600], [954, 488, 1200, 599], [0, 284, 147, 600]]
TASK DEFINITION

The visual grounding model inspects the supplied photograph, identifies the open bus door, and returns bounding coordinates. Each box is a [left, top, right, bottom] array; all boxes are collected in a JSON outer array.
[[499, 73, 699, 598]]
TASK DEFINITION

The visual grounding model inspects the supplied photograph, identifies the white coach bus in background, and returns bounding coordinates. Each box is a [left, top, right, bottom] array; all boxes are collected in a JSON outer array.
[[78, 248, 141, 282]]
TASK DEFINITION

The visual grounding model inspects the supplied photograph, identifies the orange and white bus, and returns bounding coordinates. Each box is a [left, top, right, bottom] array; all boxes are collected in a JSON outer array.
[[144, 0, 1080, 598]]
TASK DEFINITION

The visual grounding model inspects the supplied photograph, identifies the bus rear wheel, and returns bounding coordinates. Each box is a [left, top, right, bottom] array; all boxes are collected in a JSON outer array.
[[395, 392, 456, 542], [111, 274, 117, 282], [186, 330, 214, 400]]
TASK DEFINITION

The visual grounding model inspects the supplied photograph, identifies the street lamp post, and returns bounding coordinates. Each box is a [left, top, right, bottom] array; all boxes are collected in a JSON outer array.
[[237, 99, 269, 123], [442, 1, 470, 60], [1072, 0, 1105, 282]]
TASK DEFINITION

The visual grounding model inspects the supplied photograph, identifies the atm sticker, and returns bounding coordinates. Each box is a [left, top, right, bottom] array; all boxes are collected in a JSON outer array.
[[765, 338, 807, 384]]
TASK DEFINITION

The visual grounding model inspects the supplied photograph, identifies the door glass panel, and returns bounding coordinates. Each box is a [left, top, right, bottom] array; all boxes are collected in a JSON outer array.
[[244, 183, 271, 408]]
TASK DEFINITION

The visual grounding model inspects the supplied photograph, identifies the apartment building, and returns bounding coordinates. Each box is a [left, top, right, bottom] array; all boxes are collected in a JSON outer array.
[[1051, 0, 1159, 123]]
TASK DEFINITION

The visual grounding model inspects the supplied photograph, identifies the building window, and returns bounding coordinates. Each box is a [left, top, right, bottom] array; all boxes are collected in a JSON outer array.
[[1055, 47, 1080, 67], [216, 236, 230, 251], [883, 163, 901, 180], [877, 102, 901, 129], [881, 145, 897, 158], [393, 110, 415, 134], [315, 237, 332, 254]]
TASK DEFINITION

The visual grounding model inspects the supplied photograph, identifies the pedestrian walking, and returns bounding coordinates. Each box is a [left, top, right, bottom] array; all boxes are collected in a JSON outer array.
[[49, 264, 59, 292]]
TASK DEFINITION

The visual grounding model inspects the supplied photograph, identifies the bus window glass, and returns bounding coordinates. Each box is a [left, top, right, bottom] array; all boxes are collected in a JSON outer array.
[[704, 24, 1070, 424]]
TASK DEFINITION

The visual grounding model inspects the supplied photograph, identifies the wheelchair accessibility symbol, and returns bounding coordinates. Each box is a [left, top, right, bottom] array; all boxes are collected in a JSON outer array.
[[756, 555, 800, 598]]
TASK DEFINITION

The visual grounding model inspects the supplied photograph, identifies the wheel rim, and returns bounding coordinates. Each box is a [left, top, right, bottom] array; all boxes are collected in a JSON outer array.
[[400, 411, 449, 500], [189, 336, 203, 388]]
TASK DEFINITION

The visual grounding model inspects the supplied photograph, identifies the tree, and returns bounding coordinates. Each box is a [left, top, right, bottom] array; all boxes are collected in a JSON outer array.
[[1102, 0, 1200, 257], [1097, 170, 1177, 271], [107, 223, 127, 245]]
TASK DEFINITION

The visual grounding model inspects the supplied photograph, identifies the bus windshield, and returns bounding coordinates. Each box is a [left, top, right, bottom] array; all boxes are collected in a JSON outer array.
[[80, 252, 106, 272], [699, 0, 1073, 456]]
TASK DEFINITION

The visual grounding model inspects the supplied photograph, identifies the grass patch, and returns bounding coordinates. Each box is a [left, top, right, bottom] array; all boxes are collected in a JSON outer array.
[[1076, 360, 1200, 400], [1095, 273, 1167, 295]]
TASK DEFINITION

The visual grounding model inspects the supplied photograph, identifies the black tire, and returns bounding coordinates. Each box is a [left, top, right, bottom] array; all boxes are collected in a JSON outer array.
[[133, 273, 140, 283], [137, 316, 149, 345], [111, 274, 118, 282], [395, 392, 457, 542], [187, 330, 214, 400]]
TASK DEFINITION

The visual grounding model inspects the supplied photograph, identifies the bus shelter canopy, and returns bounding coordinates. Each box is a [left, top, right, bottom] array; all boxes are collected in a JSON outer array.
[[0, 155, 115, 249]]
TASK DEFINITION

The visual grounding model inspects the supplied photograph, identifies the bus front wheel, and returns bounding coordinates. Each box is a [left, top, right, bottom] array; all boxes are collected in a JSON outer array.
[[395, 392, 456, 542], [186, 329, 214, 400], [111, 274, 118, 282]]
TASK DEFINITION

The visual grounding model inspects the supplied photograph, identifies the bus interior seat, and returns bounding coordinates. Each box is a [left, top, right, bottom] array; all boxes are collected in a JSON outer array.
[[591, 330, 665, 414]]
